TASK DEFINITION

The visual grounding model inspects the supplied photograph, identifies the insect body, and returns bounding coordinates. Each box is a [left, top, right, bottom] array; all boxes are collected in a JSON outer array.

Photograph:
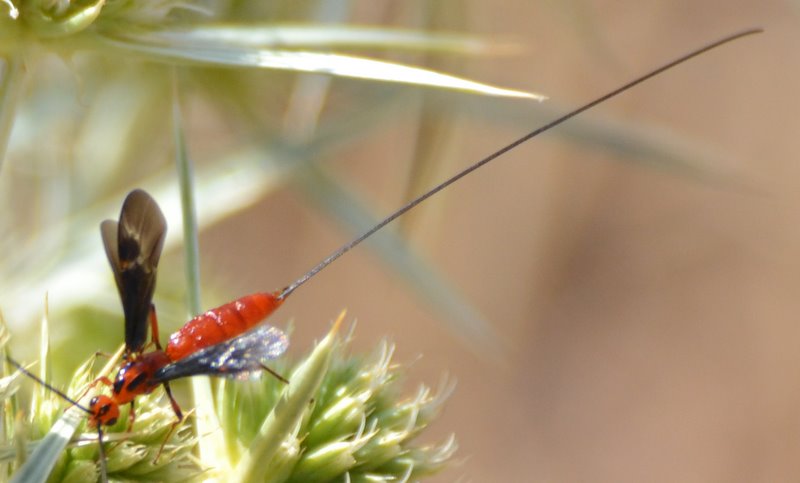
[[165, 291, 284, 361], [89, 190, 289, 429], [88, 322, 288, 425]]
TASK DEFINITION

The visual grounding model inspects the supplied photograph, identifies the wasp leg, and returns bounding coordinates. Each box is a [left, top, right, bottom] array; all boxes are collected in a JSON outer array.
[[260, 363, 289, 384], [148, 304, 163, 351], [152, 382, 183, 464]]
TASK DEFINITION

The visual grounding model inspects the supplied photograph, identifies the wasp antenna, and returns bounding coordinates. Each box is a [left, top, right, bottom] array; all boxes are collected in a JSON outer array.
[[6, 356, 93, 416], [96, 426, 108, 482], [278, 28, 763, 300]]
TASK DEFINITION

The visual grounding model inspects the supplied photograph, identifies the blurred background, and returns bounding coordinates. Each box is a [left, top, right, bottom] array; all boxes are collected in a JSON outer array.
[[0, 0, 796, 481]]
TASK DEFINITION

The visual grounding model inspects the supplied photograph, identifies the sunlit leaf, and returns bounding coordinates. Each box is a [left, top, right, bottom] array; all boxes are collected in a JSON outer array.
[[115, 24, 510, 54], [101, 31, 546, 100]]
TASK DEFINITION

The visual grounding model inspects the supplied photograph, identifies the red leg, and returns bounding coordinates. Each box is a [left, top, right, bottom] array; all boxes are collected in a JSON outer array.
[[149, 304, 163, 350], [76, 376, 114, 401], [153, 382, 183, 464], [153, 419, 182, 464], [162, 382, 182, 421]]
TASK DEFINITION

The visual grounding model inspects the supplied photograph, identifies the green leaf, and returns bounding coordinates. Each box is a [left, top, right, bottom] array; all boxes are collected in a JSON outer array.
[[111, 25, 508, 54], [100, 31, 545, 100], [9, 406, 83, 483]]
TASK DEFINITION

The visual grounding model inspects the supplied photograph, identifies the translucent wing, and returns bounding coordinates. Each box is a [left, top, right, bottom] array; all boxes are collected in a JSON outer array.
[[101, 189, 167, 353], [153, 325, 289, 382]]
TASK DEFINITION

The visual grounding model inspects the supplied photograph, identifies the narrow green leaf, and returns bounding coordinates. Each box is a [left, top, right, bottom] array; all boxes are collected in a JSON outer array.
[[101, 33, 545, 100], [171, 70, 227, 476], [33, 296, 50, 415], [116, 25, 505, 54], [9, 405, 83, 483], [171, 72, 202, 317]]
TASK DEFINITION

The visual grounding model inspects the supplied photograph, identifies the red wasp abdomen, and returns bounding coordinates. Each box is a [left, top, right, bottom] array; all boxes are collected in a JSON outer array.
[[166, 291, 283, 361]]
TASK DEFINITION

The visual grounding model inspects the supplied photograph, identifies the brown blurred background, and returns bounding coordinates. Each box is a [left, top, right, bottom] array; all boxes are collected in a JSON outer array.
[[193, 1, 798, 481]]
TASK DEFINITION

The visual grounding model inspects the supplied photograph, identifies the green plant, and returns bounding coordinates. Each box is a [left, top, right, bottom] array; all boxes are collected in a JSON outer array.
[[4, 310, 456, 481]]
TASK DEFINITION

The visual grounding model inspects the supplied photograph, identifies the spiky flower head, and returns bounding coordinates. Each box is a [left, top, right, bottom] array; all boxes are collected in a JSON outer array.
[[217, 335, 457, 482], [5, 313, 457, 482]]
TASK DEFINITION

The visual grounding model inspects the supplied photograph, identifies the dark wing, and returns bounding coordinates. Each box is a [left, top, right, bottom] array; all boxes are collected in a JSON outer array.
[[153, 325, 289, 383], [101, 189, 167, 353]]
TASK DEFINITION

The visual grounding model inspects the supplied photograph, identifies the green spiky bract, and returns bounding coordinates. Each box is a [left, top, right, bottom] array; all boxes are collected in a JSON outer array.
[[220, 316, 457, 483], [4, 315, 456, 482]]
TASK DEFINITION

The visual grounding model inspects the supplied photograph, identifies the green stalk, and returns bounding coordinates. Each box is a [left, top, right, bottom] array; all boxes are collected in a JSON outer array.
[[171, 72, 202, 316], [171, 72, 224, 472]]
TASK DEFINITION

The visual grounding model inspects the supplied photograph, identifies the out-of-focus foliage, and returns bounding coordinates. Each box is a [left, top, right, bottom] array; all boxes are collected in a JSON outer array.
[[0, 0, 543, 359]]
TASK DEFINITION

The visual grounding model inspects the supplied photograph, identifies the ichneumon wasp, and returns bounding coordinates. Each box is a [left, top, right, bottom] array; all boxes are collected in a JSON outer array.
[[8, 28, 762, 482]]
